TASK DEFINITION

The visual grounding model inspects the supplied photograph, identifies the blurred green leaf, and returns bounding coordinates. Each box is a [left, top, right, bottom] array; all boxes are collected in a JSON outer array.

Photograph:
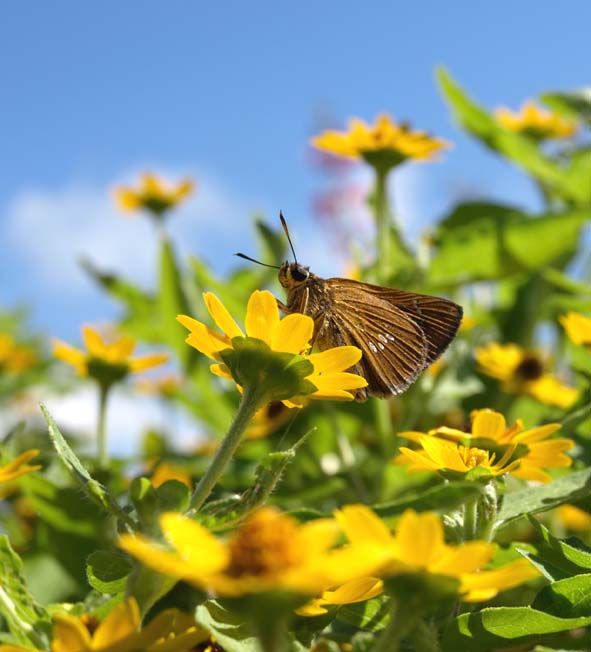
[[437, 68, 589, 203], [86, 550, 132, 594], [442, 606, 591, 652], [159, 237, 197, 371], [0, 536, 51, 648], [496, 468, 591, 529], [429, 202, 589, 286], [334, 596, 389, 632], [196, 600, 262, 652], [542, 88, 591, 123]]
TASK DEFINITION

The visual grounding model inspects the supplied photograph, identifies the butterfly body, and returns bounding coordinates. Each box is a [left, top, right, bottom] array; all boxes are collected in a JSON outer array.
[[278, 261, 463, 401]]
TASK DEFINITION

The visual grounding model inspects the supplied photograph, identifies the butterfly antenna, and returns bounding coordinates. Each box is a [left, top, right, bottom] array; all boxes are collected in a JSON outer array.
[[279, 211, 298, 265], [235, 252, 281, 269]]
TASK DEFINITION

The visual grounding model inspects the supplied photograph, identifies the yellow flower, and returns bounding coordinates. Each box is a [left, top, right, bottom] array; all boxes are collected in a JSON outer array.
[[177, 290, 367, 404], [335, 506, 539, 602], [296, 577, 384, 617], [495, 101, 578, 139], [246, 401, 298, 439], [120, 506, 388, 598], [474, 342, 578, 408], [137, 374, 182, 398], [311, 114, 450, 170], [53, 326, 168, 385], [0, 334, 37, 373], [397, 408, 573, 483], [114, 172, 195, 216], [560, 311, 591, 349], [557, 504, 591, 533], [0, 450, 41, 484], [0, 598, 210, 652], [151, 462, 192, 489]]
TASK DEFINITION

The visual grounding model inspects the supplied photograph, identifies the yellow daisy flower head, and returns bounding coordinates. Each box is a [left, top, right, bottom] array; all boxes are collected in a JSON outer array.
[[246, 401, 298, 439], [136, 373, 183, 398], [557, 504, 591, 533], [311, 114, 451, 172], [150, 462, 192, 490], [53, 325, 168, 387], [335, 506, 539, 602], [0, 333, 38, 374], [114, 172, 195, 217], [495, 100, 578, 140], [120, 506, 388, 599], [397, 408, 574, 483], [0, 450, 41, 485], [1, 598, 210, 652], [177, 290, 367, 405], [560, 311, 591, 349], [474, 342, 578, 408]]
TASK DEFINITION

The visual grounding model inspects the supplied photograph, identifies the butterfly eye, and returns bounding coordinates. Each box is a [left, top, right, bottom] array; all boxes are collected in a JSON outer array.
[[291, 266, 309, 282]]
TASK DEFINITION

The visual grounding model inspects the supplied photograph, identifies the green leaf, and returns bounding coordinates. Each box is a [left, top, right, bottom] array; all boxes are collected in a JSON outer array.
[[0, 536, 51, 648], [86, 551, 132, 594], [534, 574, 591, 618], [442, 606, 591, 652], [220, 337, 316, 402], [517, 518, 591, 582], [159, 237, 196, 371], [428, 202, 590, 286], [41, 404, 138, 530], [335, 596, 389, 632], [196, 600, 262, 652], [373, 481, 483, 518], [495, 468, 591, 529], [542, 88, 591, 123], [437, 68, 588, 203]]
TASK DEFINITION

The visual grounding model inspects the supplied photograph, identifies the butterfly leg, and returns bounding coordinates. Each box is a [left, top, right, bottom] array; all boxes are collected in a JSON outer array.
[[276, 298, 289, 314]]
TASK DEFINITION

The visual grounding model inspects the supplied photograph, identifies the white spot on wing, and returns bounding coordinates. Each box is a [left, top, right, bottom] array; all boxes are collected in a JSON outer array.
[[369, 342, 377, 353]]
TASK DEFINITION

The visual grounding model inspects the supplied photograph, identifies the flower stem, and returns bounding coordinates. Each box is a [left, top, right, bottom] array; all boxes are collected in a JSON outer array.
[[189, 385, 266, 512], [463, 495, 479, 540], [374, 595, 422, 652], [97, 383, 110, 469]]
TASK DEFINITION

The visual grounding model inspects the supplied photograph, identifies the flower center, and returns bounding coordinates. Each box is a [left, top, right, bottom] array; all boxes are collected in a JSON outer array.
[[227, 508, 304, 577], [458, 446, 494, 469], [80, 614, 101, 636], [515, 354, 544, 381]]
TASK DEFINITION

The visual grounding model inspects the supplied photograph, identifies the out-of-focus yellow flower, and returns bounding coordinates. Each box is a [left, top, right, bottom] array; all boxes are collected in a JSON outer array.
[[120, 506, 389, 598], [177, 290, 367, 404], [0, 450, 41, 485], [151, 462, 192, 489], [560, 311, 591, 350], [137, 374, 182, 398], [495, 101, 578, 140], [311, 114, 450, 170], [0, 598, 210, 652], [246, 401, 298, 439], [0, 334, 38, 373], [557, 504, 591, 533], [53, 326, 168, 385], [297, 577, 384, 616], [335, 506, 539, 602], [114, 172, 195, 217], [459, 315, 477, 332], [474, 342, 578, 408], [397, 408, 573, 483]]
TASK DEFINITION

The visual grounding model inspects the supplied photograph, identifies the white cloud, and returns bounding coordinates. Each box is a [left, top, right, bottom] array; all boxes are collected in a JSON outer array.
[[2, 167, 265, 295]]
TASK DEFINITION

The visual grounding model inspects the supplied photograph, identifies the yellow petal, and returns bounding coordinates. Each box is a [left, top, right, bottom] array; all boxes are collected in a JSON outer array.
[[307, 346, 362, 373], [204, 292, 243, 339], [395, 511, 445, 568], [322, 576, 384, 605], [109, 335, 136, 361], [82, 325, 106, 357], [461, 559, 539, 602], [299, 518, 340, 555], [52, 613, 91, 652], [245, 290, 279, 345], [471, 409, 506, 440], [335, 504, 392, 546], [93, 597, 140, 648], [128, 353, 169, 373], [271, 313, 314, 354], [53, 340, 87, 373]]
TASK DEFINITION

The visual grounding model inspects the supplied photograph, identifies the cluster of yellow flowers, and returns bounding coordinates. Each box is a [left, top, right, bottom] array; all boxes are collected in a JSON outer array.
[[0, 333, 37, 374]]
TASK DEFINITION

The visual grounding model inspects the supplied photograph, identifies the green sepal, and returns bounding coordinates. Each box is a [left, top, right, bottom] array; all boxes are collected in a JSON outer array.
[[220, 337, 316, 402]]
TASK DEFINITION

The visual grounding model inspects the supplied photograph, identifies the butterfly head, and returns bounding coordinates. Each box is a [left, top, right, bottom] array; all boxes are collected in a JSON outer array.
[[279, 261, 310, 289]]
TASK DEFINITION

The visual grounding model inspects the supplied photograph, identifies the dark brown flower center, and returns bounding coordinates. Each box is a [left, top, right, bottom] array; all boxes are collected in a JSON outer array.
[[515, 354, 544, 381], [80, 614, 101, 636]]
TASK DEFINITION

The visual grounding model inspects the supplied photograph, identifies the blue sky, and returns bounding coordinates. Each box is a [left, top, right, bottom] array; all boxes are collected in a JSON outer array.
[[2, 1, 589, 340]]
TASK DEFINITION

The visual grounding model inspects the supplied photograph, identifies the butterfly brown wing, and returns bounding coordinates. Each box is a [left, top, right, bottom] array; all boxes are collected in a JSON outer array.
[[329, 278, 463, 366], [314, 284, 429, 400]]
